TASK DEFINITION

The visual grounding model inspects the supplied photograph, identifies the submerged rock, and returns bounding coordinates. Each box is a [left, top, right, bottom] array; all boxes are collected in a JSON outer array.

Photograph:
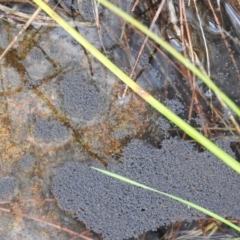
[[59, 70, 107, 123]]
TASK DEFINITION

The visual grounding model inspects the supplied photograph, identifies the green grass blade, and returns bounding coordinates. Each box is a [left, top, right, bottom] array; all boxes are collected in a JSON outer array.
[[92, 166, 240, 233], [32, 0, 240, 174], [99, 0, 240, 118]]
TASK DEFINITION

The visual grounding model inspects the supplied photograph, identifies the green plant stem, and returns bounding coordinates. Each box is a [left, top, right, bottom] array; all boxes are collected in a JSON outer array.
[[32, 0, 240, 174], [92, 167, 240, 233]]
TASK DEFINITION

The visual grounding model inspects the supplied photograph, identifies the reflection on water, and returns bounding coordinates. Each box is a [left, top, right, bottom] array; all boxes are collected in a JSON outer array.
[[0, 0, 240, 239]]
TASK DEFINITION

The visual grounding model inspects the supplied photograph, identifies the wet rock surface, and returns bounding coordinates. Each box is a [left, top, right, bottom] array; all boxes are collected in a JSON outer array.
[[0, 0, 240, 239]]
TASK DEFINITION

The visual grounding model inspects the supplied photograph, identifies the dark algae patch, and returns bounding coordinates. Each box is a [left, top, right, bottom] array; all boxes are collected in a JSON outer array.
[[52, 137, 240, 240], [33, 117, 71, 144]]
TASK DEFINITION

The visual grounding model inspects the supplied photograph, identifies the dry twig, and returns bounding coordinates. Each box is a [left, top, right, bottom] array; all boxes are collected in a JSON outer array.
[[122, 0, 166, 98]]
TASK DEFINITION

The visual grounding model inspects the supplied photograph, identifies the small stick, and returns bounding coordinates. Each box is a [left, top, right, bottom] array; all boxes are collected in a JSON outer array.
[[168, 0, 181, 37], [68, 230, 92, 240], [0, 4, 95, 27], [122, 0, 166, 98], [91, 0, 106, 54], [193, 0, 210, 77], [131, 0, 140, 12], [0, 206, 93, 239]]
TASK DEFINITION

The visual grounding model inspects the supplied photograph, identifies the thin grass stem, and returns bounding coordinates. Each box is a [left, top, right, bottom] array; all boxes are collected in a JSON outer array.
[[92, 167, 240, 233]]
